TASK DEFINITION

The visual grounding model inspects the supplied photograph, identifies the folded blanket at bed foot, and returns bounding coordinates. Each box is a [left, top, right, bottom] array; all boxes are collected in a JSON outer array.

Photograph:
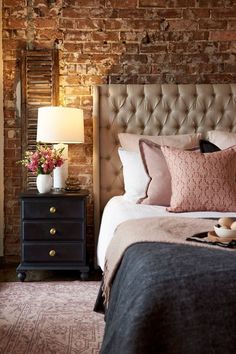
[[98, 242, 236, 354]]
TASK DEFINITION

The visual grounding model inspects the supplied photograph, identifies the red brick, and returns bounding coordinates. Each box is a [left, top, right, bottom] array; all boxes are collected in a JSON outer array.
[[76, 19, 104, 30], [33, 0, 47, 5], [211, 8, 236, 18], [63, 43, 83, 53], [4, 0, 26, 6], [64, 30, 92, 41], [227, 20, 236, 29], [199, 19, 227, 29], [154, 9, 183, 18], [64, 0, 105, 7], [198, 0, 234, 7], [118, 9, 149, 18], [120, 31, 144, 42], [111, 43, 139, 54], [64, 30, 92, 43], [192, 31, 209, 40], [132, 19, 161, 30], [183, 8, 210, 19], [35, 29, 63, 40], [84, 43, 111, 53], [59, 19, 75, 29], [175, 0, 195, 6], [4, 18, 26, 29], [210, 30, 236, 41], [3, 39, 25, 50], [106, 0, 137, 7], [139, 0, 168, 7], [91, 31, 120, 42], [124, 64, 151, 74], [168, 20, 198, 31], [104, 18, 127, 30], [34, 18, 58, 28], [140, 43, 168, 54]]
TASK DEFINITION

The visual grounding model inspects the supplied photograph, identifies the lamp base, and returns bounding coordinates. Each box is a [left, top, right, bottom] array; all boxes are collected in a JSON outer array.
[[53, 166, 67, 189], [53, 144, 68, 189]]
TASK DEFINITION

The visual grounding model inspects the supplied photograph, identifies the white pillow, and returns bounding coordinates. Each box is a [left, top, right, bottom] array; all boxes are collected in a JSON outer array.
[[208, 130, 236, 149], [118, 148, 150, 202]]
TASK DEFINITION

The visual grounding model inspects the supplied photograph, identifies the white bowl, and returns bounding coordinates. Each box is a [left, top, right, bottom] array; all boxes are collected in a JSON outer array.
[[214, 225, 236, 238]]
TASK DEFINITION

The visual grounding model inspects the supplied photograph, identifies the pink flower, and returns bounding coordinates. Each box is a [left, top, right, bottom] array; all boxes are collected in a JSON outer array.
[[17, 144, 65, 175]]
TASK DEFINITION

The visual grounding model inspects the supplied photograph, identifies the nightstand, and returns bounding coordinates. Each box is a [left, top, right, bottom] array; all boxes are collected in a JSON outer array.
[[16, 190, 89, 281]]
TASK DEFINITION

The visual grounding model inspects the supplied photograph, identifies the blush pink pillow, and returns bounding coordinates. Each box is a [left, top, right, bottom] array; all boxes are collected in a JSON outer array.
[[138, 139, 172, 206], [161, 145, 236, 212]]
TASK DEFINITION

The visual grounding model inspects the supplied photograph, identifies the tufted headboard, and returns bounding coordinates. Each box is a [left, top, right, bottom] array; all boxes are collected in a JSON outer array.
[[93, 84, 236, 236]]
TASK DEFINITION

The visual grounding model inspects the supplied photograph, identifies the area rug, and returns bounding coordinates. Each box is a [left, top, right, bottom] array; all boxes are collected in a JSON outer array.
[[0, 281, 104, 354]]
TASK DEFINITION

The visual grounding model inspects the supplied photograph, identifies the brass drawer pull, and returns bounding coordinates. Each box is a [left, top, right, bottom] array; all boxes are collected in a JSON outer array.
[[49, 206, 56, 214], [49, 250, 56, 257], [50, 228, 56, 235]]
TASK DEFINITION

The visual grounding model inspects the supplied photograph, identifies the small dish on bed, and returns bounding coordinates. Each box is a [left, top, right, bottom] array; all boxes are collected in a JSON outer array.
[[213, 225, 236, 239], [208, 230, 236, 243]]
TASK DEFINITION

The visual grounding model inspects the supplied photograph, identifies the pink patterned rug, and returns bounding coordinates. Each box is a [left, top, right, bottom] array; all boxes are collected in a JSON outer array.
[[0, 281, 104, 354]]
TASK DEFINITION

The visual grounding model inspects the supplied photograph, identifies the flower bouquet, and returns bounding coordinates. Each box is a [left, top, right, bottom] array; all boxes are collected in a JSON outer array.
[[18, 144, 64, 175], [18, 144, 65, 193]]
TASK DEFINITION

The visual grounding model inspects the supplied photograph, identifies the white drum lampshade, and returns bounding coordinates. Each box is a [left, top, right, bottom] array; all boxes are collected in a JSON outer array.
[[37, 106, 84, 189]]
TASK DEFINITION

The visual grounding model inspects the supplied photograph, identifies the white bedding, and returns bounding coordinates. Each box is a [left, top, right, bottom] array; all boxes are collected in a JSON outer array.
[[97, 196, 236, 270]]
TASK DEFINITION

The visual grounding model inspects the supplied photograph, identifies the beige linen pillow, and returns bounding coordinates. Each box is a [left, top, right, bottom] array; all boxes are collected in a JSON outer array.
[[208, 131, 236, 150], [118, 133, 201, 152]]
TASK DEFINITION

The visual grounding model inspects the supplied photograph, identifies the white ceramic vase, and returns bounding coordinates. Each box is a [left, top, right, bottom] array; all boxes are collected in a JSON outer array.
[[36, 174, 52, 193]]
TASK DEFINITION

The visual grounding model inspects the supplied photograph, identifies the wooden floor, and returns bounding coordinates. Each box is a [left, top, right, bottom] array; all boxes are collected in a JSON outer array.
[[0, 263, 102, 282]]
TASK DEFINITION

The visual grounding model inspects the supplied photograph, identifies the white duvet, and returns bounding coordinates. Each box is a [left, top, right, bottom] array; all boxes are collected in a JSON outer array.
[[97, 196, 236, 270]]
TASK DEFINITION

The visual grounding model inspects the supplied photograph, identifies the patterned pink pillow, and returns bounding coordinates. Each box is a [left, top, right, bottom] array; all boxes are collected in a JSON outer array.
[[161, 145, 236, 212]]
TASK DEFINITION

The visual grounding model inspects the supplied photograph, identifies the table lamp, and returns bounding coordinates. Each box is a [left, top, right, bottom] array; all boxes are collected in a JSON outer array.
[[37, 106, 84, 189]]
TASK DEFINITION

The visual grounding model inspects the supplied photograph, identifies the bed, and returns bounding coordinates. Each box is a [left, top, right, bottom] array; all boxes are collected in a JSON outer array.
[[93, 84, 236, 354]]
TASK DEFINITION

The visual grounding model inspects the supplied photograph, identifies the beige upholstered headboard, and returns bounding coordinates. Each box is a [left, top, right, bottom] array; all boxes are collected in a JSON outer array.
[[93, 84, 236, 236]]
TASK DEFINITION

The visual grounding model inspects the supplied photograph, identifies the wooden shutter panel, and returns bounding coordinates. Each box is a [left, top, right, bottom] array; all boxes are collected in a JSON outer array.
[[21, 49, 59, 189]]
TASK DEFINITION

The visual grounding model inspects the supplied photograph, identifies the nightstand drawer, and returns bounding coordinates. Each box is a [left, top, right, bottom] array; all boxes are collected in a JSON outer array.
[[22, 198, 85, 219], [22, 242, 84, 263], [22, 221, 85, 241]]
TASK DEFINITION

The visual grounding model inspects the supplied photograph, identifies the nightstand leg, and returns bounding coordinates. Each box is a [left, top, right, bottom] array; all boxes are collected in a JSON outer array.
[[80, 271, 89, 281], [17, 271, 26, 282]]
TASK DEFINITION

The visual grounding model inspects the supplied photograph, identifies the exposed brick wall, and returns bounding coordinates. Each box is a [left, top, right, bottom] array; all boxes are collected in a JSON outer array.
[[3, 0, 236, 263]]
